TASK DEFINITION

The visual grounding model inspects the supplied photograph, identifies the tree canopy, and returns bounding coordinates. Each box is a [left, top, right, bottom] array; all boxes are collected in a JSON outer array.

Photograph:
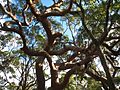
[[0, 0, 120, 90]]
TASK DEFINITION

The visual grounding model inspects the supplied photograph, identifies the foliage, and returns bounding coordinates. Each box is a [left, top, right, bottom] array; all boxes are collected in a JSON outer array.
[[0, 0, 120, 90]]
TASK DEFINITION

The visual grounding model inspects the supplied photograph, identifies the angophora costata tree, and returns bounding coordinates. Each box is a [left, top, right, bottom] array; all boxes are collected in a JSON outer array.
[[0, 0, 120, 90]]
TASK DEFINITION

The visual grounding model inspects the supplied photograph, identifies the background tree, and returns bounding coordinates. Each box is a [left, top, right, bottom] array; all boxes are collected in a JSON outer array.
[[0, 0, 120, 90]]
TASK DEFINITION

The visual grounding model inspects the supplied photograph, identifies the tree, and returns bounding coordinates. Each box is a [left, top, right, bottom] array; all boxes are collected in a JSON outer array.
[[0, 0, 120, 90]]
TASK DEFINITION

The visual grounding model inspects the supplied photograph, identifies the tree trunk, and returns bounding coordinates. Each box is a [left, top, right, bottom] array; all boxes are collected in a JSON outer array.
[[97, 46, 116, 90], [36, 57, 45, 90]]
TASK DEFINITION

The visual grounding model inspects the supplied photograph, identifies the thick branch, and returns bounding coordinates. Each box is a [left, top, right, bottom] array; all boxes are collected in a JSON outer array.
[[50, 45, 85, 55], [21, 46, 59, 88], [26, 0, 40, 17], [38, 17, 54, 51], [40, 0, 73, 17], [59, 65, 85, 89], [56, 56, 93, 71], [86, 70, 108, 88], [67, 52, 78, 62], [59, 67, 76, 89], [99, 0, 113, 44], [97, 46, 116, 90], [0, 4, 22, 29]]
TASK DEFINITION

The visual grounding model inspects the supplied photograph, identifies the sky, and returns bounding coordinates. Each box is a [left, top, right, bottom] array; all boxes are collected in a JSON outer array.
[[41, 0, 53, 6]]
